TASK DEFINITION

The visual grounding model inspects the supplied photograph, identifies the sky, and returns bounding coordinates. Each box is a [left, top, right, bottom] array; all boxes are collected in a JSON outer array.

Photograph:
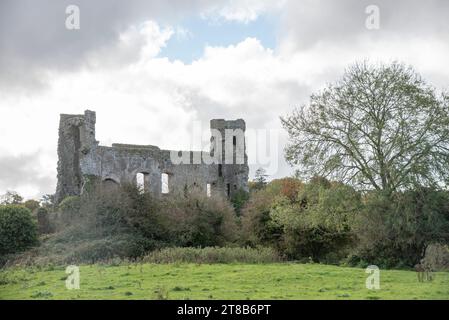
[[1, 0, 449, 200]]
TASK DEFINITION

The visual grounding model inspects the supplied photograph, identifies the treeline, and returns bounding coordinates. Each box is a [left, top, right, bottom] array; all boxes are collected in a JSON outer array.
[[242, 177, 449, 268], [1, 177, 449, 269]]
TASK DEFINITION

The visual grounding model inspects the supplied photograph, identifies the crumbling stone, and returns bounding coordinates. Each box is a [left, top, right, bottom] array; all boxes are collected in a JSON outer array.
[[55, 110, 249, 203]]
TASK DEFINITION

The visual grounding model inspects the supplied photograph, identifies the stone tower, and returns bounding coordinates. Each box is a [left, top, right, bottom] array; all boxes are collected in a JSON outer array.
[[210, 119, 249, 197], [55, 110, 96, 204]]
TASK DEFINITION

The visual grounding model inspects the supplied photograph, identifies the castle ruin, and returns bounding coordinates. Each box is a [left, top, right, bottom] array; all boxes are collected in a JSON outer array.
[[55, 110, 249, 203]]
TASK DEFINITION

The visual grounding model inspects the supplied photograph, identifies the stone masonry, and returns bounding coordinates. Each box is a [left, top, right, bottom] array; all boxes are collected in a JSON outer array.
[[55, 110, 249, 203]]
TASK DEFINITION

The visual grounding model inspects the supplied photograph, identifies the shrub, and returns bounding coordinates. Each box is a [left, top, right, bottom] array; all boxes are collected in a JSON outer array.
[[5, 183, 245, 266], [230, 188, 249, 215], [0, 205, 38, 255], [64, 235, 151, 264], [265, 178, 304, 198], [143, 246, 281, 264], [161, 191, 238, 247], [242, 177, 359, 263], [37, 207, 52, 234], [270, 178, 361, 263], [240, 178, 303, 246], [67, 183, 168, 256], [353, 189, 449, 268], [2, 184, 170, 266], [422, 243, 449, 271], [24, 200, 40, 212], [58, 196, 81, 222], [240, 189, 283, 246]]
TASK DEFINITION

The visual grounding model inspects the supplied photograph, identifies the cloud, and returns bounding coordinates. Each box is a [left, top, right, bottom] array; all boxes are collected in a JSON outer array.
[[279, 0, 449, 51], [86, 20, 173, 68], [201, 0, 284, 24], [0, 152, 55, 200], [2, 0, 449, 92], [1, 1, 449, 199], [0, 0, 241, 92]]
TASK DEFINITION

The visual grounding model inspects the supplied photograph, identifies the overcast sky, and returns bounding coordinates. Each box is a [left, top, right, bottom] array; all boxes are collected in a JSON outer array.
[[1, 0, 449, 199]]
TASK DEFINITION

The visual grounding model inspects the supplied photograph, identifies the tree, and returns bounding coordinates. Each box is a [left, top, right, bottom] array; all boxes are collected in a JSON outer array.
[[281, 62, 449, 194], [24, 200, 40, 212], [253, 168, 269, 190], [0, 205, 38, 255], [40, 194, 55, 210], [0, 191, 23, 205], [354, 188, 449, 268], [230, 188, 250, 215], [270, 177, 361, 262]]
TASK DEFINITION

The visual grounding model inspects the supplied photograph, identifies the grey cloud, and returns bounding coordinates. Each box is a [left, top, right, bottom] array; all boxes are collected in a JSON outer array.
[[2, 0, 449, 93], [281, 0, 449, 50], [0, 152, 55, 198], [0, 0, 226, 92]]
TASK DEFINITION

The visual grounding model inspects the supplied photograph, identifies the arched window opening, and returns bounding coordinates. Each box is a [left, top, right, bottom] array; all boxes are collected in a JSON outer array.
[[206, 183, 211, 197], [103, 178, 119, 192]]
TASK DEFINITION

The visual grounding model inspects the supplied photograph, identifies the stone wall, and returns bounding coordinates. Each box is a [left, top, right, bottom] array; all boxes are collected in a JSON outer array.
[[55, 110, 249, 203]]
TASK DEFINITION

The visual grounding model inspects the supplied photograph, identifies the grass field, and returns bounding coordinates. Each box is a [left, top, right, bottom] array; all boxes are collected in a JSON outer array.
[[1, 263, 449, 300]]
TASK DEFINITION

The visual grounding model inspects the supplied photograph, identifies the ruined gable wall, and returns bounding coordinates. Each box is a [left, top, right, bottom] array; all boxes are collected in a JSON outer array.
[[89, 146, 221, 196], [56, 110, 249, 203]]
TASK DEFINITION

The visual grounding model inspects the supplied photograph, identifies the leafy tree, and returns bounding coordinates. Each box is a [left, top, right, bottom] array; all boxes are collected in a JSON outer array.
[[0, 205, 38, 255], [253, 167, 269, 191], [270, 177, 361, 262], [0, 191, 23, 205], [241, 178, 303, 246], [230, 188, 250, 215], [281, 62, 449, 194], [353, 188, 449, 268], [58, 196, 82, 224], [278, 177, 303, 202], [241, 185, 284, 246], [40, 194, 55, 210], [37, 207, 52, 234], [161, 190, 238, 247], [24, 200, 40, 212]]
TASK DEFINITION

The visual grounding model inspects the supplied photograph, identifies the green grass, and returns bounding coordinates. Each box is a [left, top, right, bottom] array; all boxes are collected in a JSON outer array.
[[1, 263, 449, 300]]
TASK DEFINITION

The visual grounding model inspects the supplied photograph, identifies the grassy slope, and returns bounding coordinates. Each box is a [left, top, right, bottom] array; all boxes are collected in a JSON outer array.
[[1, 263, 449, 300]]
